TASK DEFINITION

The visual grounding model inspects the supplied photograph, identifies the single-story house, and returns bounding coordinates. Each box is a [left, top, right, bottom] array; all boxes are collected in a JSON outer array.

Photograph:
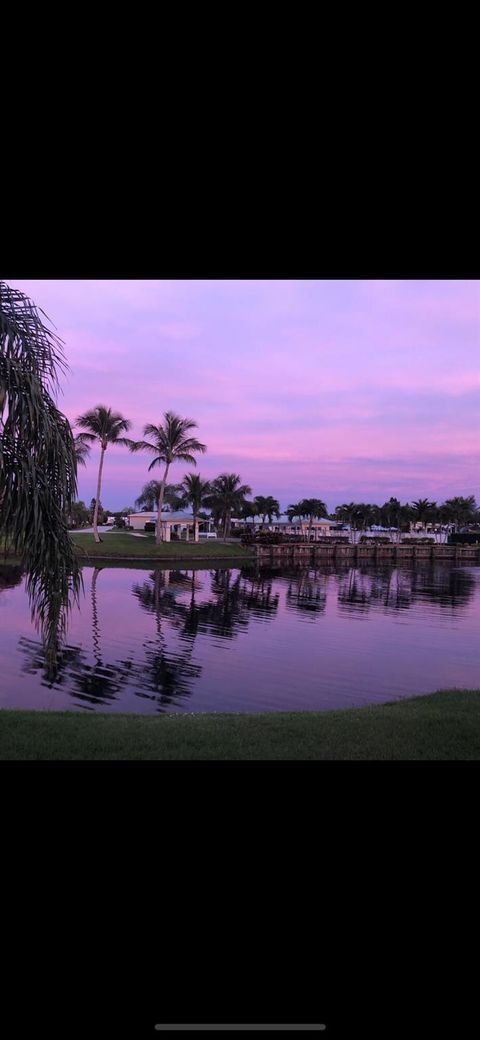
[[230, 513, 334, 540], [126, 511, 215, 542]]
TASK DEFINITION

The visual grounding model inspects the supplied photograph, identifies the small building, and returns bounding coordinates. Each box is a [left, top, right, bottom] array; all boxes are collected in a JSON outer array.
[[126, 511, 215, 542], [127, 511, 157, 530]]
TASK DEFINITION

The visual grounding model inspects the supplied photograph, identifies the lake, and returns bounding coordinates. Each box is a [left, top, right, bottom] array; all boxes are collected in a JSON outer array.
[[0, 561, 479, 714]]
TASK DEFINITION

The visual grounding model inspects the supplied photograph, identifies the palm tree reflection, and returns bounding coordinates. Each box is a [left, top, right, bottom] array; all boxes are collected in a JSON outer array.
[[131, 568, 201, 710], [14, 561, 475, 712], [286, 567, 328, 615], [336, 563, 476, 614]]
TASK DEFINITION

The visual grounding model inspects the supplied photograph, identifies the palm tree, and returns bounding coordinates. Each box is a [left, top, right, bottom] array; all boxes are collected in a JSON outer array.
[[442, 495, 477, 533], [241, 499, 260, 532], [379, 497, 402, 529], [135, 479, 184, 513], [206, 474, 252, 538], [297, 498, 328, 540], [75, 405, 133, 542], [254, 495, 281, 526], [130, 412, 206, 544], [265, 496, 281, 524], [286, 502, 302, 524], [180, 474, 211, 542], [411, 498, 436, 530], [254, 496, 269, 527], [0, 280, 80, 665], [73, 432, 92, 468], [335, 502, 361, 543]]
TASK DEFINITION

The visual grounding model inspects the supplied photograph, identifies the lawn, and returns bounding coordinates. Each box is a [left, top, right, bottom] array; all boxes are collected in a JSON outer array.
[[70, 531, 252, 561], [1, 689, 480, 759]]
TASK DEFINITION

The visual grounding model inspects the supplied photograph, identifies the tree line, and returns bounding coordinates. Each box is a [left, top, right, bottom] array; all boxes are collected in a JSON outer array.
[[332, 497, 479, 533], [72, 406, 479, 544]]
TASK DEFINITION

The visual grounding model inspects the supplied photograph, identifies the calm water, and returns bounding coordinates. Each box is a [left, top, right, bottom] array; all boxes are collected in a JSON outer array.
[[0, 561, 479, 714]]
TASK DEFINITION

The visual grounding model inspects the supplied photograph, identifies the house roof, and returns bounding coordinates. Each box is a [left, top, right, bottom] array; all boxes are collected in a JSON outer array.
[[130, 510, 213, 523]]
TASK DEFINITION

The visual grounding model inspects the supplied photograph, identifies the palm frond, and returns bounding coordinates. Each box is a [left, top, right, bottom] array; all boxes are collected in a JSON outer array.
[[147, 456, 163, 472], [1, 282, 82, 671], [130, 439, 157, 454]]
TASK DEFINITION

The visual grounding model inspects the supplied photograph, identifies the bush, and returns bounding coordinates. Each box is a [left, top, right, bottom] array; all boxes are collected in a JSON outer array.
[[359, 535, 392, 544], [114, 517, 127, 529], [448, 532, 480, 545]]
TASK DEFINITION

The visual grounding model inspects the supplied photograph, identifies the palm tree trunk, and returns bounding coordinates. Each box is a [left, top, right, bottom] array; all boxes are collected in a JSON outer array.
[[155, 463, 170, 545], [193, 508, 198, 543], [93, 447, 105, 543], [224, 508, 231, 539]]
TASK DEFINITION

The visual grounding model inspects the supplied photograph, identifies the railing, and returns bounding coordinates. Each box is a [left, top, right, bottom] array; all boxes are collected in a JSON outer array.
[[253, 542, 480, 562]]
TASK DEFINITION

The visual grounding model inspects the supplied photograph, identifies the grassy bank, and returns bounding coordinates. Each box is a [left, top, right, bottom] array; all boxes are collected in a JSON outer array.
[[69, 531, 252, 561], [1, 689, 480, 759]]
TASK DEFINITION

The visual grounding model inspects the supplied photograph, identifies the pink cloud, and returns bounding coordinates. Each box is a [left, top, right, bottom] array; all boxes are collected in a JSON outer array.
[[6, 278, 480, 512]]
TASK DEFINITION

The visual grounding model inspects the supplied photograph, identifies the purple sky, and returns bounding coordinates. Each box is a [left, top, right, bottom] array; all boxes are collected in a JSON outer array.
[[8, 279, 480, 513]]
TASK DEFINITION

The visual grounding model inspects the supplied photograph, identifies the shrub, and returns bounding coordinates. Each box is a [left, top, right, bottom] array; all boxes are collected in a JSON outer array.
[[359, 535, 392, 544], [448, 532, 480, 545]]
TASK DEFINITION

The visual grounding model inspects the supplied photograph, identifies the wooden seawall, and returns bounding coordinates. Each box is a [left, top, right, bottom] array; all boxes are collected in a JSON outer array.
[[253, 543, 480, 564]]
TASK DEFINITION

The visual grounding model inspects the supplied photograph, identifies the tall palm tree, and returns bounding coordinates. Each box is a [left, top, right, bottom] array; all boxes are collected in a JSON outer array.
[[206, 474, 252, 538], [180, 474, 211, 542], [130, 412, 206, 544], [75, 405, 133, 542], [0, 280, 80, 667]]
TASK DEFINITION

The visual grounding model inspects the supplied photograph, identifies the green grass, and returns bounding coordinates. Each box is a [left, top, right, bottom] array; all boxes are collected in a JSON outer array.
[[1, 689, 480, 759], [69, 531, 251, 561]]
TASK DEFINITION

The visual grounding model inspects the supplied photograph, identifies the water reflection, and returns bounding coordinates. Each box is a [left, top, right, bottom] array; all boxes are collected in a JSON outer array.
[[286, 568, 328, 614], [2, 560, 479, 714], [133, 567, 280, 641], [11, 566, 282, 711], [18, 636, 128, 709], [336, 564, 476, 614]]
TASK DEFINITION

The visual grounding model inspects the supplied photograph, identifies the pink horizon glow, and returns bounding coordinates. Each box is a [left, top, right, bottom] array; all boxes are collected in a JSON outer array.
[[6, 279, 480, 512]]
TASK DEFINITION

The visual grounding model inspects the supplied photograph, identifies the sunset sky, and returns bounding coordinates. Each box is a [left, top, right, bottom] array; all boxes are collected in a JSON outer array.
[[8, 279, 480, 513]]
